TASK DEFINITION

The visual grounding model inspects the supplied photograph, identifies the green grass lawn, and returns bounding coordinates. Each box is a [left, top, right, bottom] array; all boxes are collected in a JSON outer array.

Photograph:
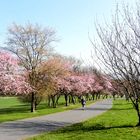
[[0, 96, 95, 123], [28, 99, 140, 140]]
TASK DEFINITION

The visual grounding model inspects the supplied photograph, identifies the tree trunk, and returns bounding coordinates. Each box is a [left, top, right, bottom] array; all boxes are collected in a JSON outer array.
[[72, 96, 75, 104], [48, 96, 51, 107], [35, 101, 37, 110], [137, 113, 140, 126], [55, 95, 60, 105], [69, 95, 71, 103], [31, 92, 35, 112], [95, 94, 98, 100], [92, 94, 95, 100], [51, 95, 56, 108], [135, 102, 140, 126], [113, 94, 115, 100], [103, 95, 105, 99], [64, 94, 68, 106], [98, 94, 100, 99]]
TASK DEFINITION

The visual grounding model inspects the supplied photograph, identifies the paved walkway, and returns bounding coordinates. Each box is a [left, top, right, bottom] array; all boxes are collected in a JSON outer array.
[[0, 99, 112, 140]]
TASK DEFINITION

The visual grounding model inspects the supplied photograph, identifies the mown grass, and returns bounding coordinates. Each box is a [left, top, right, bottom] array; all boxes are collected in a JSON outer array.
[[0, 96, 95, 123], [28, 99, 140, 140]]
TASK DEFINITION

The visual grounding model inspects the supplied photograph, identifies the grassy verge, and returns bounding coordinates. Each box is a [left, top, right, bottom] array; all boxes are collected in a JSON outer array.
[[0, 97, 96, 123], [28, 99, 140, 140]]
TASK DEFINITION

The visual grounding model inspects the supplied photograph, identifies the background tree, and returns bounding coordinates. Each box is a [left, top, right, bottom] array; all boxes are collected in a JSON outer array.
[[5, 23, 56, 112]]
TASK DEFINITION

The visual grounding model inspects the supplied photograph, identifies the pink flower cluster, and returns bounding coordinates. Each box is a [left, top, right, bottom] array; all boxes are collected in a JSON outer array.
[[55, 73, 114, 96], [0, 52, 32, 95]]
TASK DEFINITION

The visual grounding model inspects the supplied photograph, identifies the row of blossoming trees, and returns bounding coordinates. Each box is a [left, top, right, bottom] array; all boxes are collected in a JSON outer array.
[[36, 56, 114, 108], [0, 23, 118, 112], [0, 50, 116, 110]]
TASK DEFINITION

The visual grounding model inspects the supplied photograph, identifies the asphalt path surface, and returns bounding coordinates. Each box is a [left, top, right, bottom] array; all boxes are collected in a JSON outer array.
[[0, 99, 112, 140]]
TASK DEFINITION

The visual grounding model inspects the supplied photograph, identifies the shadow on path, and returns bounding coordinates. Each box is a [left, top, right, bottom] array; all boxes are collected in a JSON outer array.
[[0, 120, 71, 135]]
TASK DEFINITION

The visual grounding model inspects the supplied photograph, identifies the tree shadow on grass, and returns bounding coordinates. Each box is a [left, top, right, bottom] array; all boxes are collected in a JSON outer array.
[[0, 104, 30, 115], [56, 123, 137, 134], [109, 107, 133, 111], [114, 102, 132, 105], [0, 102, 55, 115]]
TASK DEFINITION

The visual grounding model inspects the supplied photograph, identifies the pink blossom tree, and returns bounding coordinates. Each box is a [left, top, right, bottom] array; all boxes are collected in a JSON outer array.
[[0, 52, 32, 95]]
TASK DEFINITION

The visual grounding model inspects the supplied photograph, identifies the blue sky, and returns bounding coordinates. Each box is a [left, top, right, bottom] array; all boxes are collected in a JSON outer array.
[[0, 0, 136, 61]]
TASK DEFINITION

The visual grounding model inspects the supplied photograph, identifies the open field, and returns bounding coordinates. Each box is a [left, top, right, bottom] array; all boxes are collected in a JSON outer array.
[[0, 96, 95, 123], [28, 99, 140, 140]]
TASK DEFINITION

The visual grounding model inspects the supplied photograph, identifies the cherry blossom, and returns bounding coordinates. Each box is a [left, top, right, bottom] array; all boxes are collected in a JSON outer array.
[[0, 52, 32, 95]]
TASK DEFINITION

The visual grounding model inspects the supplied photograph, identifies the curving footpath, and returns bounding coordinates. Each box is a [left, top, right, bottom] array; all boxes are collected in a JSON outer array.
[[0, 99, 112, 140]]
